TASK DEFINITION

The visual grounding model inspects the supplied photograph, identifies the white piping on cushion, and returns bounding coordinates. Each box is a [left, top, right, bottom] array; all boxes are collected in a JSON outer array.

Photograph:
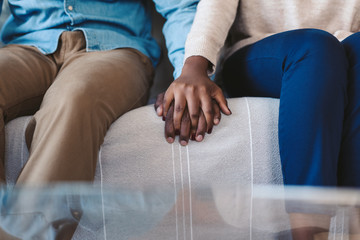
[[245, 97, 254, 240], [340, 209, 345, 240], [186, 145, 193, 240], [332, 214, 337, 240], [172, 143, 179, 240], [179, 144, 186, 239]]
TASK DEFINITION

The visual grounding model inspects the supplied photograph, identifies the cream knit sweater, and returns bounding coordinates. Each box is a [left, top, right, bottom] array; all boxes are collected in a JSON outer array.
[[184, 0, 360, 74]]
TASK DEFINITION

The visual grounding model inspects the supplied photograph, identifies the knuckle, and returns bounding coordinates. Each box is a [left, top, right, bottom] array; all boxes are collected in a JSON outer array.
[[173, 118, 180, 125], [199, 86, 208, 93], [166, 112, 173, 120], [190, 114, 199, 120], [157, 92, 164, 99], [175, 105, 184, 113], [213, 85, 221, 91], [182, 115, 191, 123], [173, 82, 185, 89], [205, 109, 214, 116], [155, 97, 162, 104], [163, 96, 171, 104], [186, 85, 196, 93]]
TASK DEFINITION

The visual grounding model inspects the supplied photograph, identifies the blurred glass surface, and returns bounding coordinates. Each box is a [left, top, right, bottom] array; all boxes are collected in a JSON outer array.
[[0, 184, 359, 240]]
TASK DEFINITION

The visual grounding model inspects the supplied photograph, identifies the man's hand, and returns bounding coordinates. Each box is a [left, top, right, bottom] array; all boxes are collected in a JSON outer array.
[[155, 93, 222, 145]]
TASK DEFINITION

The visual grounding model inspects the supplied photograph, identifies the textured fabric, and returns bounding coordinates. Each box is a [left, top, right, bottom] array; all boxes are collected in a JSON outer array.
[[0, 0, 198, 78], [4, 98, 358, 239], [338, 32, 360, 186], [184, 0, 360, 73], [5, 98, 281, 187], [4, 117, 30, 186], [222, 29, 349, 186], [0, 31, 153, 185], [6, 97, 285, 238]]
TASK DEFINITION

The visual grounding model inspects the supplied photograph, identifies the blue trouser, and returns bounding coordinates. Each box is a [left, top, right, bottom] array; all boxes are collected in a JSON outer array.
[[222, 29, 360, 187]]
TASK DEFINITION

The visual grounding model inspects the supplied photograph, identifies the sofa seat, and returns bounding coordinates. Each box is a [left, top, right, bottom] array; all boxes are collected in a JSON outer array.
[[5, 97, 281, 187], [4, 97, 356, 239], [3, 97, 290, 239]]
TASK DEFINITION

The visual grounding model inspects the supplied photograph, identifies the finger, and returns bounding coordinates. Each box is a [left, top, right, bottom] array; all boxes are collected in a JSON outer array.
[[179, 108, 191, 146], [163, 89, 174, 118], [186, 94, 200, 135], [200, 95, 214, 133], [173, 92, 187, 133], [155, 92, 165, 117], [195, 109, 207, 142], [164, 104, 175, 143], [212, 87, 232, 115], [213, 100, 221, 125]]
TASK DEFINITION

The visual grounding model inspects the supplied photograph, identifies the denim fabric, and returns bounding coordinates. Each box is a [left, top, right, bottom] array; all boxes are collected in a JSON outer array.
[[222, 29, 360, 187], [0, 0, 198, 78]]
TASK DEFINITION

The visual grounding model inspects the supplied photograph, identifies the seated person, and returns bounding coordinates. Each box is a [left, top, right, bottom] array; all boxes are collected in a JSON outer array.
[[0, 0, 198, 185]]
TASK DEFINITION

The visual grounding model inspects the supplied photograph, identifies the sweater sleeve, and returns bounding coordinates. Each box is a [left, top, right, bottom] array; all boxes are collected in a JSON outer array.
[[184, 0, 239, 75]]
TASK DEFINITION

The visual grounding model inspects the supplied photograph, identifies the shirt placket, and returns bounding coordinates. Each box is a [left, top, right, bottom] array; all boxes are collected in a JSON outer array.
[[64, 0, 76, 29]]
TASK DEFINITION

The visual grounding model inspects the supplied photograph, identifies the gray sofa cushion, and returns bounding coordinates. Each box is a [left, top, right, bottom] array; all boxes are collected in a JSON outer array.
[[5, 97, 282, 187], [5, 97, 290, 239], [4, 97, 353, 239]]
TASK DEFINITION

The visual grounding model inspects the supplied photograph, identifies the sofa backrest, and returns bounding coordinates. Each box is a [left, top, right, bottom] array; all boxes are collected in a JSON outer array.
[[149, 3, 174, 103]]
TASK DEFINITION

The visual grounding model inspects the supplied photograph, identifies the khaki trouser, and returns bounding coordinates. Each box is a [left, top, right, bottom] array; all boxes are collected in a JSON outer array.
[[0, 31, 154, 185]]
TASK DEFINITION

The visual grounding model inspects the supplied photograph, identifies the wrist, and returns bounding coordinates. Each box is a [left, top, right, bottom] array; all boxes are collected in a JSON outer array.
[[182, 56, 211, 75]]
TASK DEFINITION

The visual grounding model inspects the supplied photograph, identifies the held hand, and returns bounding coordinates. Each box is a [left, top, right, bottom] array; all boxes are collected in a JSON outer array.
[[159, 56, 231, 137], [155, 93, 216, 145]]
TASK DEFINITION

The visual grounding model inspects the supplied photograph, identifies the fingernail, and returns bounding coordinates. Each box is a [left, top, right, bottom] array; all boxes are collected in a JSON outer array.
[[196, 135, 203, 142], [157, 108, 162, 116], [167, 137, 174, 143], [180, 140, 188, 146], [162, 116, 165, 121], [214, 118, 220, 125], [208, 128, 213, 134]]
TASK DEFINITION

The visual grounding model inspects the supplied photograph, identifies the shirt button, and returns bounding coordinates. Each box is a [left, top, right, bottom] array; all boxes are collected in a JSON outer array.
[[68, 5, 73, 11]]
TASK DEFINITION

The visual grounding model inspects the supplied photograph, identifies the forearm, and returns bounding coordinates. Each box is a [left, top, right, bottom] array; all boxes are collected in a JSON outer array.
[[184, 0, 239, 74], [152, 0, 199, 79]]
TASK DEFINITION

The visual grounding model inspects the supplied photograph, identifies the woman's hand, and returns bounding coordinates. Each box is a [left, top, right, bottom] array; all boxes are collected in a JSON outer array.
[[155, 93, 221, 145], [155, 56, 231, 145]]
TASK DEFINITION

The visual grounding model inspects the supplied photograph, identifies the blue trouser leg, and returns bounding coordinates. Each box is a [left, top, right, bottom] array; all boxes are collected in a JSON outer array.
[[339, 33, 360, 187], [222, 29, 348, 186]]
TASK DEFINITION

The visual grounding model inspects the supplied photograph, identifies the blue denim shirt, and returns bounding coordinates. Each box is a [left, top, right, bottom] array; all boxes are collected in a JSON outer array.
[[0, 0, 198, 78]]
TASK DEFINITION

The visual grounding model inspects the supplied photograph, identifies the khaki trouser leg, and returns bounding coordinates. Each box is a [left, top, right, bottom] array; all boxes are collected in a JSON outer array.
[[0, 45, 57, 184], [17, 32, 154, 184]]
